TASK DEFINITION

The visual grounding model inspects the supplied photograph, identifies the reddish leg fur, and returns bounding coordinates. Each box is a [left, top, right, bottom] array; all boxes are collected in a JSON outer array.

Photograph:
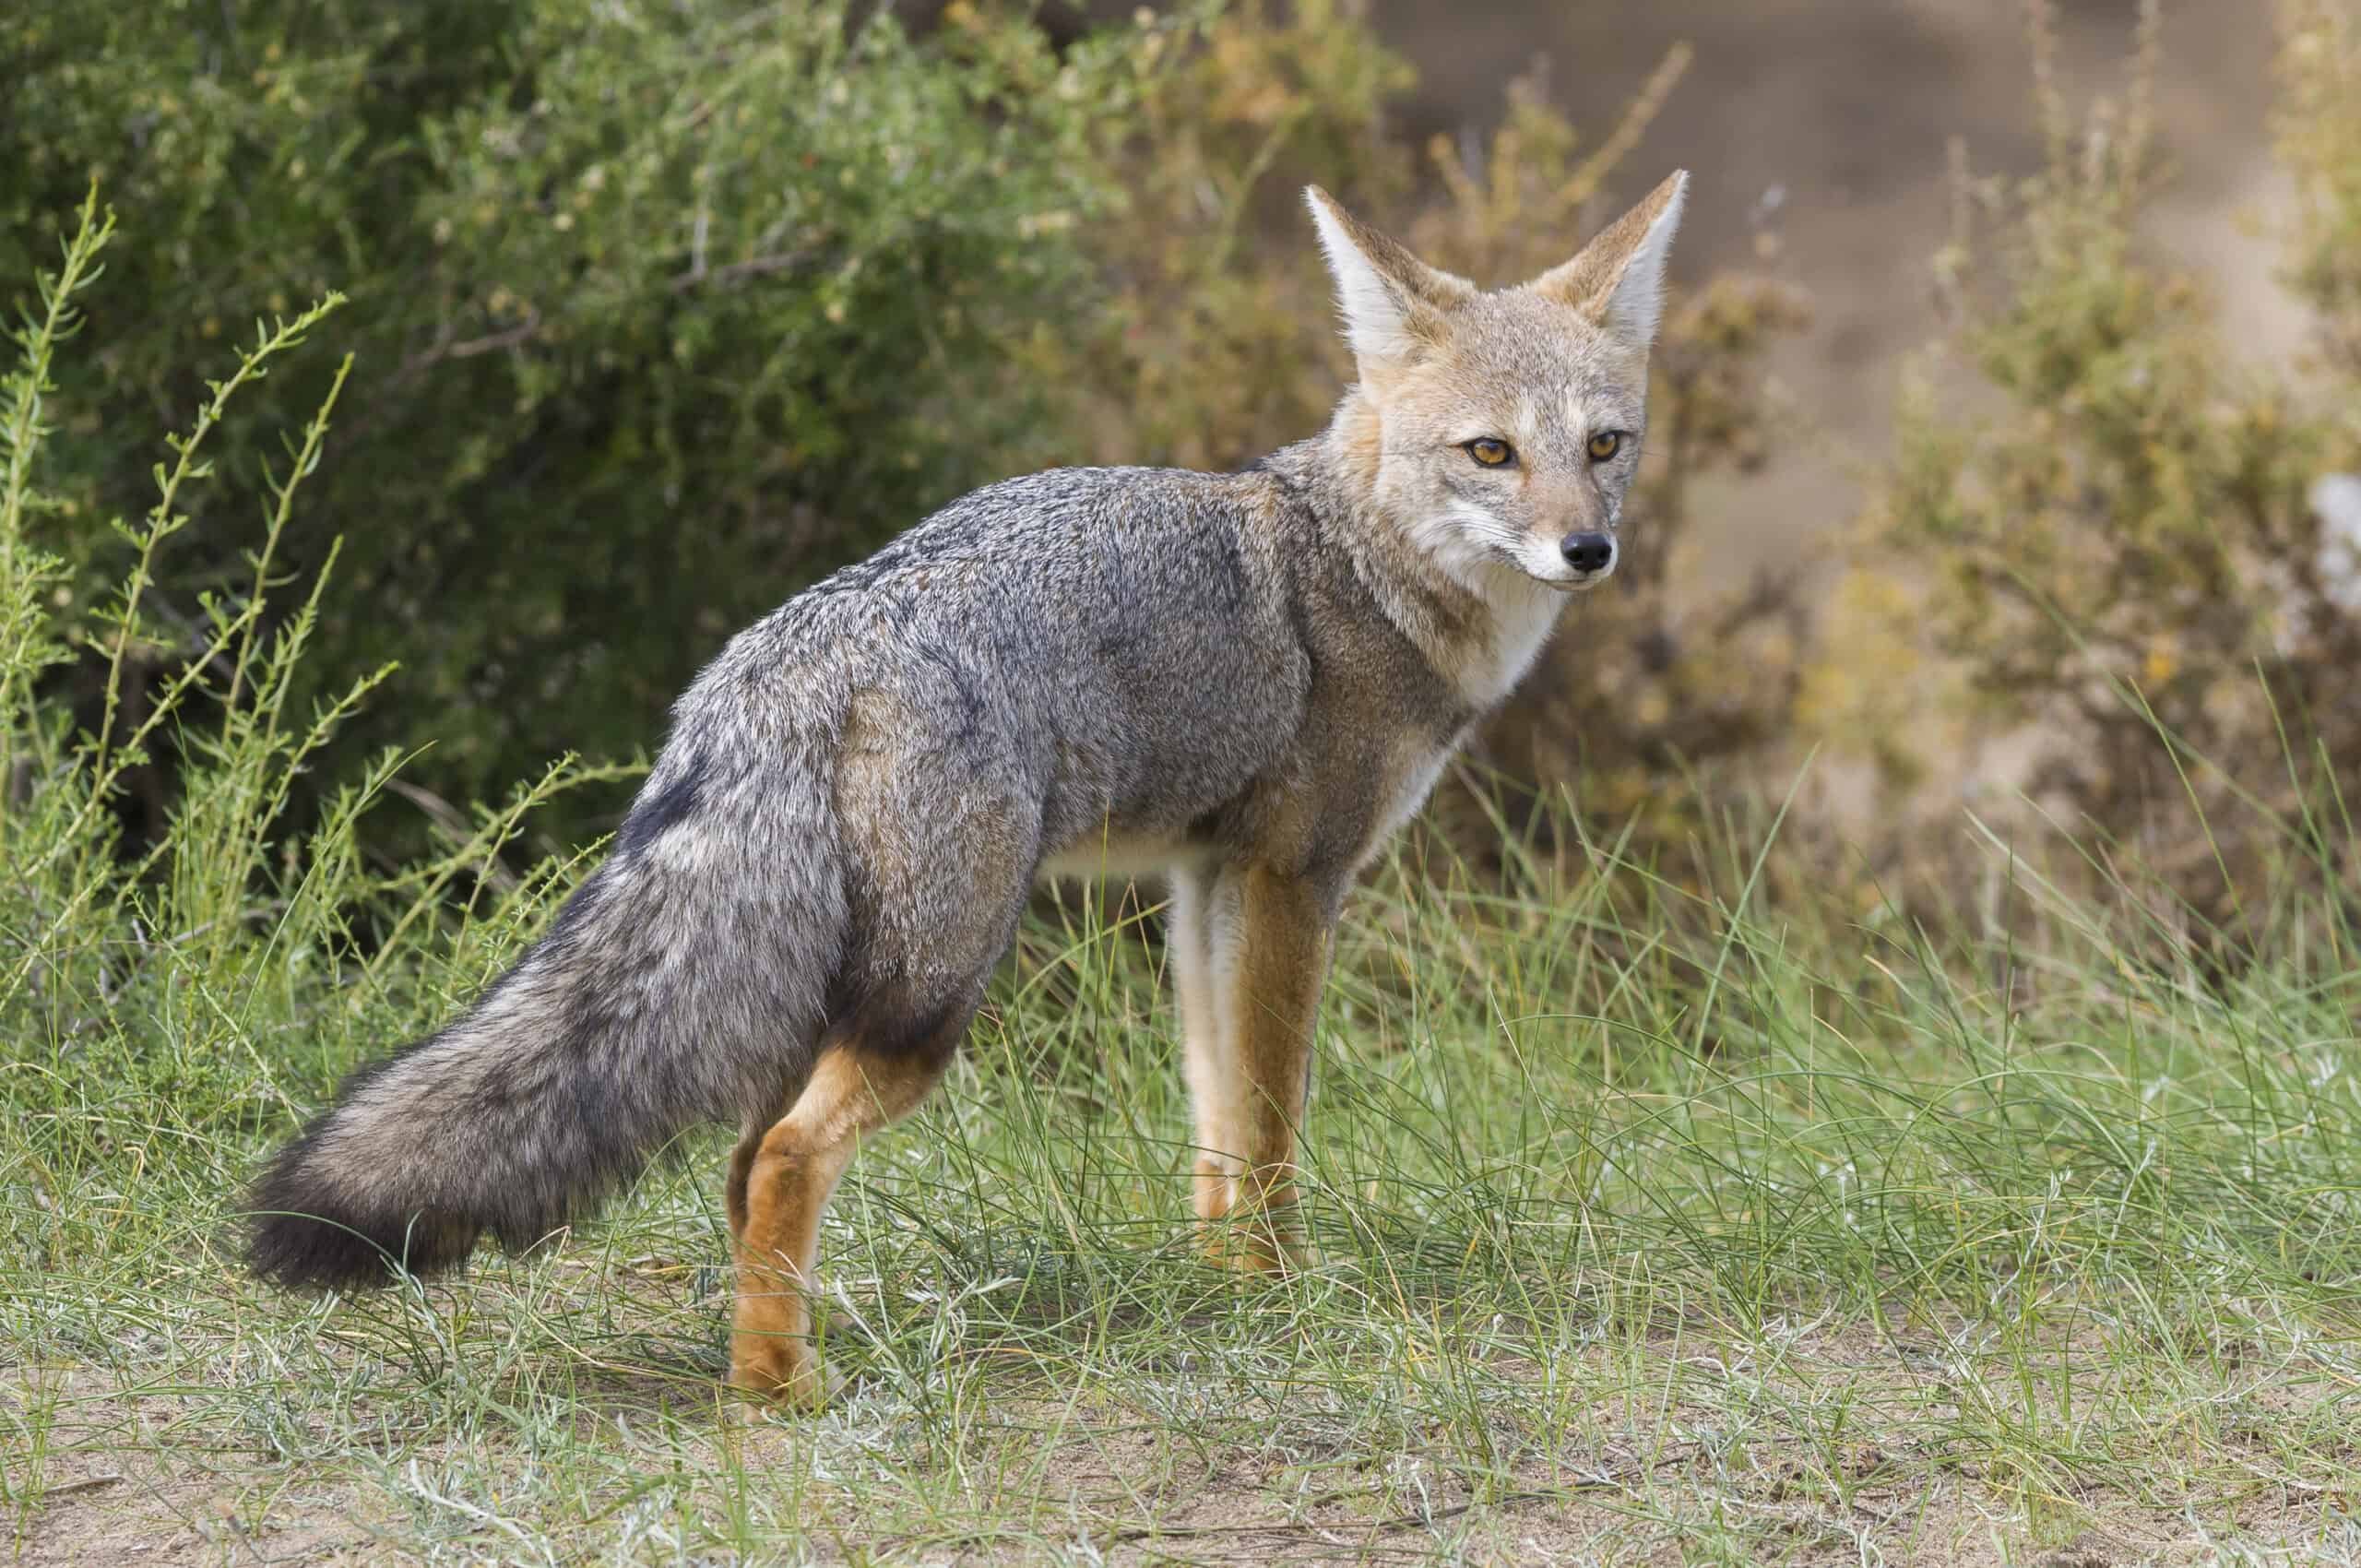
[[1204, 863, 1331, 1271], [729, 1040, 953, 1403]]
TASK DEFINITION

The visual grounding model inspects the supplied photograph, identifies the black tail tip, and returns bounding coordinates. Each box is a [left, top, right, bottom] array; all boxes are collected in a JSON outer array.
[[244, 1122, 484, 1290], [244, 1145, 481, 1290], [245, 1206, 481, 1290]]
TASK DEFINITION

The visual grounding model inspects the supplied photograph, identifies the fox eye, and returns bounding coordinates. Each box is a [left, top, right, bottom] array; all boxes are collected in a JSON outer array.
[[1465, 438, 1515, 468], [1587, 431, 1626, 462]]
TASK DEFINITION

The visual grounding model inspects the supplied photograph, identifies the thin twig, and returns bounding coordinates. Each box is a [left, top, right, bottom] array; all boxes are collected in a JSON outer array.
[[668, 247, 814, 292], [36, 1474, 125, 1498]]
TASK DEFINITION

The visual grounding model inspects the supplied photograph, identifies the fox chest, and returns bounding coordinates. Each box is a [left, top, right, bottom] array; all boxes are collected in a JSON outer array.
[[1456, 587, 1565, 709], [1357, 737, 1463, 867]]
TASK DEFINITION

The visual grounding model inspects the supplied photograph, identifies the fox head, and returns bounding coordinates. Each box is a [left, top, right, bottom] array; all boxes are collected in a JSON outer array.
[[1305, 172, 1688, 595]]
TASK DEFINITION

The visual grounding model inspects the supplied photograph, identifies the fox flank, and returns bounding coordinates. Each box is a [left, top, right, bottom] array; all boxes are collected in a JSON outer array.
[[245, 172, 1691, 1404]]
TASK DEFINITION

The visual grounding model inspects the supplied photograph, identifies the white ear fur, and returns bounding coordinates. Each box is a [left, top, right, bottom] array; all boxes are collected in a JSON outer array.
[[1529, 170, 1691, 351], [1304, 187, 1424, 363], [1597, 172, 1686, 350]]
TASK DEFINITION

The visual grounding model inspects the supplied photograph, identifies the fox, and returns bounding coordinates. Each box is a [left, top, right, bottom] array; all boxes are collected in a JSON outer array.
[[246, 172, 1690, 1403]]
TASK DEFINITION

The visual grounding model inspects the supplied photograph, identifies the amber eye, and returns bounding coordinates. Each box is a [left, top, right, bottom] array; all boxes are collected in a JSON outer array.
[[1465, 438, 1515, 468], [1587, 431, 1625, 462]]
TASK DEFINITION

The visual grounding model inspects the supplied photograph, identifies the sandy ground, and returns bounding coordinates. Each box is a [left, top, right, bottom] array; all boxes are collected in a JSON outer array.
[[19, 1313, 2349, 1565]]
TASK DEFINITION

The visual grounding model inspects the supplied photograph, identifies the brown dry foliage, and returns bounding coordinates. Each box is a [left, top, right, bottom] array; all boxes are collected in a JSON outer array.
[[1839, 0, 2361, 934]]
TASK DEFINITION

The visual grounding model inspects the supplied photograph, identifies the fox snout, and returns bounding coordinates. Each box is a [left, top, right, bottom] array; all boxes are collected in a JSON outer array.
[[1560, 531, 1616, 578]]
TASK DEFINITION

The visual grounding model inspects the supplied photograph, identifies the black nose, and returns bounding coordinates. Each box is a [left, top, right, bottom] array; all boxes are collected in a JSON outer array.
[[1560, 532, 1615, 574]]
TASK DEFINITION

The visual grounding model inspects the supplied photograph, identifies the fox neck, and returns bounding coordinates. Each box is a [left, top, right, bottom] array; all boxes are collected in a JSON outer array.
[[1303, 391, 1568, 709]]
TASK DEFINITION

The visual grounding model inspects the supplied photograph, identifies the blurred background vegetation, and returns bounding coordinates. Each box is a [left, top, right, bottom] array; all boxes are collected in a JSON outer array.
[[3, 0, 2357, 932]]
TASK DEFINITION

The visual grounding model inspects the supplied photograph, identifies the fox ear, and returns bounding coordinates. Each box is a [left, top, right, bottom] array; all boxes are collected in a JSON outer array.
[[1531, 170, 1689, 351], [1304, 186, 1474, 369]]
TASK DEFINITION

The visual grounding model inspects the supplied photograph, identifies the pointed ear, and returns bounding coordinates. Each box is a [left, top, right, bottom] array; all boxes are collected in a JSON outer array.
[[1304, 186, 1475, 369], [1530, 170, 1689, 350]]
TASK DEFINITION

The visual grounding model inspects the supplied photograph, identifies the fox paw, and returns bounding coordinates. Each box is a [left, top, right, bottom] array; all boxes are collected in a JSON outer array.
[[728, 1344, 844, 1411], [1200, 1214, 1316, 1277], [1228, 1236, 1319, 1277]]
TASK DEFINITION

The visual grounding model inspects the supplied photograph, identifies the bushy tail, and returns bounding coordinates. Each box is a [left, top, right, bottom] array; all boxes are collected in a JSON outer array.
[[247, 786, 846, 1289]]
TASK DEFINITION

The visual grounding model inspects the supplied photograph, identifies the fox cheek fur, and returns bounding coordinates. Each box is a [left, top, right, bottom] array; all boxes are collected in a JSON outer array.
[[244, 171, 1688, 1399]]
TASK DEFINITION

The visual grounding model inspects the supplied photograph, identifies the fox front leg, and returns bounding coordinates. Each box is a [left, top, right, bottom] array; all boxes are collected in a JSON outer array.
[[1209, 861, 1335, 1273], [1170, 866, 1246, 1231]]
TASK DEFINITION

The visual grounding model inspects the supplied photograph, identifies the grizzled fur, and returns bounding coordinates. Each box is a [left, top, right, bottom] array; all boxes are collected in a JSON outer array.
[[247, 174, 1690, 1323]]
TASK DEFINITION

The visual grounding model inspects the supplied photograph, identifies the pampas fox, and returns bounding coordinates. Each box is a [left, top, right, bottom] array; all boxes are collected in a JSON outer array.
[[248, 172, 1690, 1403]]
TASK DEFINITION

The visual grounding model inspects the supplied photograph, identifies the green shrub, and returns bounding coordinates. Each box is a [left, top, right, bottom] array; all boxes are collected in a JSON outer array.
[[0, 193, 589, 1118], [3, 1, 1168, 844]]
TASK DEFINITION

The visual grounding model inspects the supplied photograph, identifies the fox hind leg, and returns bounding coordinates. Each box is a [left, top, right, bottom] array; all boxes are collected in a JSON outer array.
[[726, 1119, 764, 1243], [732, 707, 1037, 1402], [730, 1004, 969, 1405]]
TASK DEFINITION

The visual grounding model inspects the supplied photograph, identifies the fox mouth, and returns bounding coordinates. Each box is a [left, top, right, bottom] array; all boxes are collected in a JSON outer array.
[[1485, 530, 1618, 594], [1518, 561, 1615, 594]]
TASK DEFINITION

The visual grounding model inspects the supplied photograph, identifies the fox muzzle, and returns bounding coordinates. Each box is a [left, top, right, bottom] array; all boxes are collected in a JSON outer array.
[[1559, 531, 1616, 576]]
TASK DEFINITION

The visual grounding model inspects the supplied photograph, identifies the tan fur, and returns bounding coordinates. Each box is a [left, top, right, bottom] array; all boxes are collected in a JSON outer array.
[[730, 1042, 954, 1404], [1216, 863, 1332, 1270], [1531, 171, 1689, 318], [1169, 869, 1241, 1227]]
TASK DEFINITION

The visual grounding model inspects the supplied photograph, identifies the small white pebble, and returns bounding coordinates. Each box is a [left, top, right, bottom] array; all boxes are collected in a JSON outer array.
[[2312, 473, 2361, 613]]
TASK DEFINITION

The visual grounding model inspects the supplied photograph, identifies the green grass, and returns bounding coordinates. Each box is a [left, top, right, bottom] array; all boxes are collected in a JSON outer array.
[[8, 824, 2361, 1564], [7, 198, 2361, 1568]]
